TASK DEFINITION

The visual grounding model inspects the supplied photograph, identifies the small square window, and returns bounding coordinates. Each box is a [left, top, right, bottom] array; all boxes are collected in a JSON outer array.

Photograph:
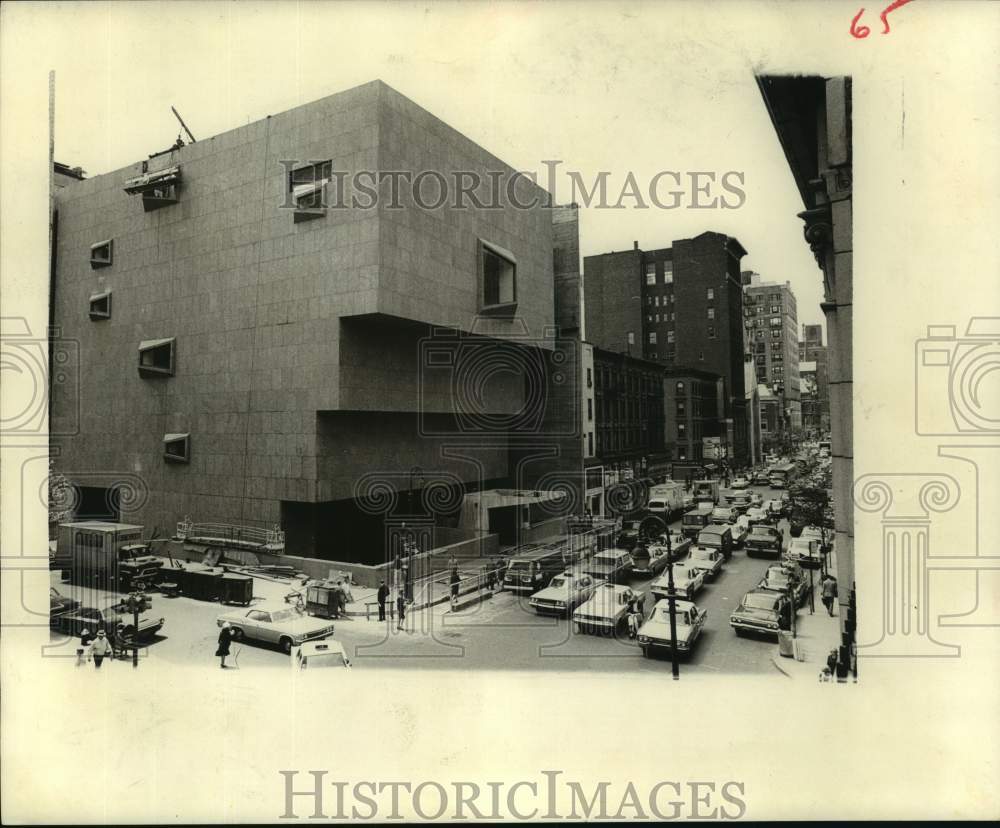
[[163, 433, 190, 464], [138, 338, 176, 377], [628, 332, 635, 346], [648, 332, 657, 345], [90, 240, 113, 269], [707, 287, 715, 300], [480, 240, 517, 314], [664, 262, 674, 284], [89, 291, 112, 320], [708, 325, 716, 338], [707, 308, 715, 320]]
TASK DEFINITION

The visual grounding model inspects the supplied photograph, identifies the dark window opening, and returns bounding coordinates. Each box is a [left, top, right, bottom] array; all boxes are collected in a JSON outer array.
[[290, 161, 332, 222], [138, 338, 176, 377], [163, 433, 190, 463], [89, 291, 112, 320], [479, 241, 517, 315], [90, 240, 113, 268]]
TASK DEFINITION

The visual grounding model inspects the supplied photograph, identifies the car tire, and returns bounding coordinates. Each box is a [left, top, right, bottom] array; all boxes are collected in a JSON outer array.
[[574, 622, 582, 635], [734, 628, 746, 638], [280, 637, 293, 655]]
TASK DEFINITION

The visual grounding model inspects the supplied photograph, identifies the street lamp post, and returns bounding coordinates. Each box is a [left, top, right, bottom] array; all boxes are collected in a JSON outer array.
[[407, 467, 424, 602], [664, 529, 680, 680]]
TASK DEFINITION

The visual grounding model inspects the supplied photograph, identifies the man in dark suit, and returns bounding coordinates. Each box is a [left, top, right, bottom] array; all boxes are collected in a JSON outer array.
[[377, 580, 389, 621]]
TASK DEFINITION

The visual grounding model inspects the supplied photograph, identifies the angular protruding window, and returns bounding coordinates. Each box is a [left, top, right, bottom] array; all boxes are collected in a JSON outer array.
[[138, 338, 176, 377], [290, 161, 332, 223], [123, 166, 181, 211], [90, 239, 113, 268], [163, 433, 190, 463], [89, 291, 112, 320], [479, 239, 517, 316]]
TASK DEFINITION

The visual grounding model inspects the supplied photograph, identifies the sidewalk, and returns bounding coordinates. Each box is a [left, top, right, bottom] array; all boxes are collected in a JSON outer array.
[[770, 546, 846, 682]]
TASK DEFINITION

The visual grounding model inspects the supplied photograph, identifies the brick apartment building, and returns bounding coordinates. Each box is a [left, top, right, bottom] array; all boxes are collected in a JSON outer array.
[[50, 80, 589, 563], [592, 347, 666, 484], [583, 231, 750, 466], [798, 322, 830, 434], [742, 272, 801, 441], [662, 368, 725, 474]]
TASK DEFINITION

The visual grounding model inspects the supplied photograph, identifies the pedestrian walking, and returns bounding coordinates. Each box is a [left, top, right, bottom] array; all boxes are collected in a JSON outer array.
[[377, 580, 389, 622], [216, 621, 233, 668], [395, 590, 406, 631], [821, 574, 838, 616], [450, 567, 461, 605], [90, 629, 112, 669]]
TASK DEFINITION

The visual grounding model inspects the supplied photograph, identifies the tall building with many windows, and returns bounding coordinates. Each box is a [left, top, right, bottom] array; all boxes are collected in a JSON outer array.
[[742, 272, 801, 439], [584, 231, 749, 465], [798, 323, 830, 434]]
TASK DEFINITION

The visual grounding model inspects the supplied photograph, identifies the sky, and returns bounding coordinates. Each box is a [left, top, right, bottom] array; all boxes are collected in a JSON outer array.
[[24, 0, 826, 334]]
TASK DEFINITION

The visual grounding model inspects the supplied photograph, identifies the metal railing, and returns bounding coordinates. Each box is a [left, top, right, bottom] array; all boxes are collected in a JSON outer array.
[[176, 517, 284, 552]]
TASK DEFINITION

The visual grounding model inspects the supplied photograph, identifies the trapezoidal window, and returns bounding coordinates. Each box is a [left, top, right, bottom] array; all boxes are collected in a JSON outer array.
[[479, 240, 517, 316], [90, 239, 113, 269], [289, 160, 332, 223], [89, 291, 112, 321], [123, 166, 181, 212], [138, 338, 176, 377], [163, 433, 190, 464]]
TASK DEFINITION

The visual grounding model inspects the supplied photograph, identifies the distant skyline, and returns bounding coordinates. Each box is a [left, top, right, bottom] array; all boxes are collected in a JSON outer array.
[[40, 2, 826, 332]]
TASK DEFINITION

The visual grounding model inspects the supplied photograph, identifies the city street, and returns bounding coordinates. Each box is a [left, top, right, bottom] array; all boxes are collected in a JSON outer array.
[[51, 484, 819, 676]]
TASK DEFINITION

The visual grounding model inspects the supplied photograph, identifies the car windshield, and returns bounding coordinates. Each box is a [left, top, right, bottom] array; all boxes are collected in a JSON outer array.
[[508, 561, 530, 571], [270, 609, 299, 623], [683, 516, 703, 524], [549, 577, 566, 588], [648, 501, 665, 509], [742, 593, 778, 611], [750, 528, 777, 538]]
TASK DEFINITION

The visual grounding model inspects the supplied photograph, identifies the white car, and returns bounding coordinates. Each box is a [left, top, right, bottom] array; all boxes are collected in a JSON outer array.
[[573, 583, 640, 634], [745, 506, 770, 526], [218, 604, 336, 654], [685, 547, 725, 580], [786, 537, 821, 566], [651, 563, 706, 601], [293, 639, 352, 670], [800, 526, 827, 546], [529, 571, 599, 615], [729, 517, 750, 546], [730, 477, 750, 490], [636, 599, 707, 657]]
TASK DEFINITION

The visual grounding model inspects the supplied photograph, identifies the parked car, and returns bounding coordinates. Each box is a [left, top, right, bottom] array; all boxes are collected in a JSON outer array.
[[696, 524, 735, 559], [730, 588, 792, 638], [759, 565, 810, 607], [730, 477, 750, 490], [710, 506, 738, 525], [637, 599, 707, 658], [786, 537, 821, 567], [529, 571, 599, 615], [651, 563, 706, 601], [293, 639, 351, 670], [745, 525, 784, 558], [685, 546, 725, 580], [49, 587, 81, 626], [583, 549, 634, 583], [573, 583, 638, 634], [800, 526, 827, 546], [59, 604, 164, 645], [217, 604, 335, 654]]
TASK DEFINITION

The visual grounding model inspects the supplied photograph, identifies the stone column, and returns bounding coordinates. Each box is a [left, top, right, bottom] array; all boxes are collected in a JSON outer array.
[[854, 474, 961, 657], [937, 444, 1000, 626]]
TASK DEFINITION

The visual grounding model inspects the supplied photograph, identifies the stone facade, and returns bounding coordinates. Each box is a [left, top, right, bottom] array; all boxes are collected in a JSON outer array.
[[50, 80, 567, 561]]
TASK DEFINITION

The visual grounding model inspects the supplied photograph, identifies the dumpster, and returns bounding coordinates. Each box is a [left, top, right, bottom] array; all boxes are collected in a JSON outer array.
[[219, 573, 253, 606], [305, 585, 340, 619], [173, 567, 223, 601]]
